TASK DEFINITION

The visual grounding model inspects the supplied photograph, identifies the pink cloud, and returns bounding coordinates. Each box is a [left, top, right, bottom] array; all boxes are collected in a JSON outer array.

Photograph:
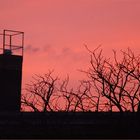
[[0, 0, 140, 88]]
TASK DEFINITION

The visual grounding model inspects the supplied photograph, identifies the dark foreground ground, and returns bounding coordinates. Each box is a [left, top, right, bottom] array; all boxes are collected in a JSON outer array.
[[0, 112, 139, 138]]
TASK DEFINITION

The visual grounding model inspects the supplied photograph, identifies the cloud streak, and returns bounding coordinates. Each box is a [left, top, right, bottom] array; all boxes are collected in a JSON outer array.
[[24, 45, 40, 53]]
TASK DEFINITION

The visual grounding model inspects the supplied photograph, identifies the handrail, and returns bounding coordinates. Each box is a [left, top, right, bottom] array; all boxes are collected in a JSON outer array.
[[0, 29, 24, 56]]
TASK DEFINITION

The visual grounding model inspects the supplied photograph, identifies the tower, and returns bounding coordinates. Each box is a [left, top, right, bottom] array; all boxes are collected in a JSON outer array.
[[0, 30, 24, 112]]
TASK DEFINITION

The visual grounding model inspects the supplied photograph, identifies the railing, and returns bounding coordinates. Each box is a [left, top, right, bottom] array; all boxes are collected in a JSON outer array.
[[0, 29, 24, 56]]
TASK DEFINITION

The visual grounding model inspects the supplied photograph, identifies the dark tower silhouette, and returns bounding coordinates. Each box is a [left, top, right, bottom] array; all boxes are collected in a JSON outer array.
[[0, 30, 24, 112]]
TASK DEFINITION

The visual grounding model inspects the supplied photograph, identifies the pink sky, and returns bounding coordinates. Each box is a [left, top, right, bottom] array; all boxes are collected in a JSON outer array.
[[0, 0, 140, 88]]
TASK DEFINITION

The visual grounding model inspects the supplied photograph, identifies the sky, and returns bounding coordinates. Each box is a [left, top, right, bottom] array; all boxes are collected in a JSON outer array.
[[0, 0, 140, 88]]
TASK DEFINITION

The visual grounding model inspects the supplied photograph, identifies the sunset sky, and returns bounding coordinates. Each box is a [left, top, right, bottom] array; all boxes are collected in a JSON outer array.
[[0, 0, 140, 88]]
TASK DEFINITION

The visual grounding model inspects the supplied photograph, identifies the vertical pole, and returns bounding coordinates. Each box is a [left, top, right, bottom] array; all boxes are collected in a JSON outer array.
[[3, 30, 5, 54], [22, 33, 24, 56], [10, 35, 12, 52]]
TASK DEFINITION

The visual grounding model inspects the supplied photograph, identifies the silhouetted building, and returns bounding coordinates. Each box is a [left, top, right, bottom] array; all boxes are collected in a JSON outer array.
[[0, 30, 24, 112]]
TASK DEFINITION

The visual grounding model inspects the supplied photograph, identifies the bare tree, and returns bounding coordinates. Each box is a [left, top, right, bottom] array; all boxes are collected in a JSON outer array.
[[84, 46, 140, 112], [21, 47, 140, 112], [21, 73, 97, 112], [59, 77, 91, 112], [21, 71, 58, 112]]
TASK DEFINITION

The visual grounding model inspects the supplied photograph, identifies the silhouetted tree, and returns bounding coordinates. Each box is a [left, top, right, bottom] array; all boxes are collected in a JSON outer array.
[[21, 47, 140, 112], [21, 71, 58, 112], [59, 77, 91, 112], [84, 47, 140, 112], [21, 74, 95, 112]]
